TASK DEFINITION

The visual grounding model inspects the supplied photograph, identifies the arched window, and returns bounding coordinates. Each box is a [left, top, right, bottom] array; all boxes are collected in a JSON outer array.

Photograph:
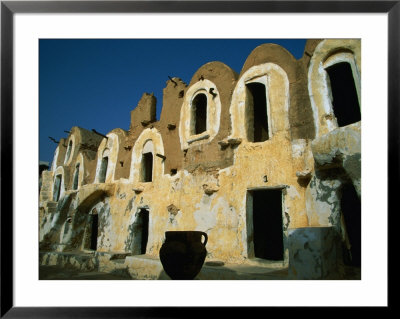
[[191, 93, 207, 135], [72, 163, 80, 190], [64, 140, 73, 164], [129, 128, 164, 183], [325, 61, 361, 127], [307, 40, 361, 136], [245, 79, 270, 142], [53, 174, 62, 201], [229, 63, 289, 142], [98, 157, 108, 183], [179, 79, 221, 149], [141, 140, 154, 182]]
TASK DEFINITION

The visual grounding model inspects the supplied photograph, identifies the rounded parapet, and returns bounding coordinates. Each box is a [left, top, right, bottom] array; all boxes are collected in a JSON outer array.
[[179, 61, 238, 150], [307, 39, 361, 137], [240, 43, 298, 82]]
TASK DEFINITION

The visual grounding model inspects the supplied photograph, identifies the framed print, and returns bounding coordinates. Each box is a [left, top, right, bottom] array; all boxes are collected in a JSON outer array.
[[1, 0, 397, 317]]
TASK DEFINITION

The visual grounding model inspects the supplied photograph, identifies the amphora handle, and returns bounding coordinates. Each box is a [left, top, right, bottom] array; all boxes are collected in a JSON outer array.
[[200, 232, 208, 247]]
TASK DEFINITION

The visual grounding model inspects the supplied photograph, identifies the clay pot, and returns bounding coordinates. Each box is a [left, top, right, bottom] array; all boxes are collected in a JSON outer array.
[[159, 231, 208, 280]]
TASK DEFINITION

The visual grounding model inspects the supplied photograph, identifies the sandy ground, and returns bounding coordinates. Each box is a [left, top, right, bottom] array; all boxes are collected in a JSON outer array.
[[39, 265, 132, 280], [39, 264, 360, 280]]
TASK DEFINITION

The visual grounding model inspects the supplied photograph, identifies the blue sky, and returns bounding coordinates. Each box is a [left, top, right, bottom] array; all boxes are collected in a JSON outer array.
[[39, 39, 306, 164]]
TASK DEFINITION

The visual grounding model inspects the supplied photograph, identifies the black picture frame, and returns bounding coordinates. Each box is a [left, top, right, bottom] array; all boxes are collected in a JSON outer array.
[[1, 0, 396, 317]]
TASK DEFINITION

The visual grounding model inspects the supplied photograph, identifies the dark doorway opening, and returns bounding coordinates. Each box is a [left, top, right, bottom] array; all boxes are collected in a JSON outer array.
[[140, 209, 149, 254], [53, 174, 62, 201], [133, 209, 149, 255], [246, 82, 269, 142], [192, 93, 207, 135], [326, 62, 361, 127], [142, 153, 153, 182], [340, 183, 361, 267], [72, 163, 80, 190], [99, 157, 108, 183], [90, 214, 99, 251], [250, 189, 284, 260]]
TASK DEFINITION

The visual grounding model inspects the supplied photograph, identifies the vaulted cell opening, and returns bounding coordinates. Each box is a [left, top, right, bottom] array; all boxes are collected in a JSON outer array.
[[141, 152, 153, 182], [248, 189, 284, 261], [89, 213, 99, 251], [53, 174, 62, 201], [72, 163, 80, 190], [82, 211, 99, 251], [65, 140, 72, 163], [130, 209, 149, 255], [98, 156, 108, 183], [191, 93, 207, 135], [340, 182, 361, 267], [246, 82, 270, 142], [326, 62, 361, 127]]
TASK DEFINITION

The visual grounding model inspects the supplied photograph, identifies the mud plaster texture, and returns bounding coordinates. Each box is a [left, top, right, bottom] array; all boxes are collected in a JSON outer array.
[[39, 39, 361, 279]]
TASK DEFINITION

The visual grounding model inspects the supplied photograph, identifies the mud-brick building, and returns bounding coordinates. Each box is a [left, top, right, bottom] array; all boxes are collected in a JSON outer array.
[[39, 39, 361, 280]]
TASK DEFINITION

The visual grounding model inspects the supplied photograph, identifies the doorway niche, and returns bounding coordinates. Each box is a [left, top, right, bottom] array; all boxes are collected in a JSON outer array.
[[129, 208, 150, 255], [246, 188, 285, 262]]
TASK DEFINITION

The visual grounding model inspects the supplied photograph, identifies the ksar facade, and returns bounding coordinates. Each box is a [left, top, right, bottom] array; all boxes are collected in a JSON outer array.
[[39, 39, 361, 279]]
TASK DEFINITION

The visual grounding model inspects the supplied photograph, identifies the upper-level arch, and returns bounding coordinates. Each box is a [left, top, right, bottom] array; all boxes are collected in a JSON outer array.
[[51, 138, 67, 172], [51, 146, 60, 172], [129, 128, 164, 183], [229, 62, 290, 142], [308, 39, 361, 137], [179, 79, 222, 150], [52, 166, 66, 202], [94, 133, 119, 183], [64, 135, 75, 165], [72, 153, 85, 190]]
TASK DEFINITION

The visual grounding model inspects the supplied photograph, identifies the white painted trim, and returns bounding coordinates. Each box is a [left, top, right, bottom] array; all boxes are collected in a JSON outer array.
[[179, 79, 221, 150], [94, 133, 119, 183], [307, 39, 361, 137], [129, 128, 165, 183], [229, 63, 290, 142], [247, 185, 289, 191], [64, 135, 75, 165], [53, 166, 65, 201], [142, 139, 154, 154], [51, 146, 59, 172], [72, 153, 84, 190]]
